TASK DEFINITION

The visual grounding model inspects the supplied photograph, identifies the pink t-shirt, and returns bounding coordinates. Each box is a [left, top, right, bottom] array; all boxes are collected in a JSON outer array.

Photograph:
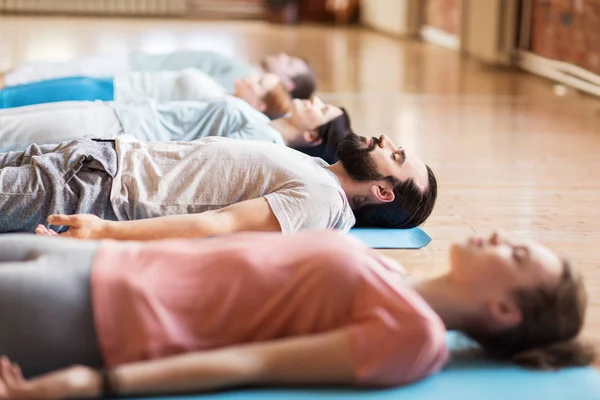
[[91, 231, 449, 386]]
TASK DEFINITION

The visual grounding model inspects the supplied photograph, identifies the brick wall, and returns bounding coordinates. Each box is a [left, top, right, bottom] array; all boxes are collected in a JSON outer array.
[[531, 0, 600, 75]]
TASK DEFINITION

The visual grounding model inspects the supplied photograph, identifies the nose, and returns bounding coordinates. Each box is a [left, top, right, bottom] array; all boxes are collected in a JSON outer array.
[[379, 134, 395, 149], [311, 96, 324, 107], [489, 230, 512, 246], [489, 231, 499, 245]]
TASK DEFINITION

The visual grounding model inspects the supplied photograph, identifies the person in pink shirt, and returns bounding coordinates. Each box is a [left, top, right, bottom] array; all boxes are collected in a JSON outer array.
[[0, 230, 593, 399]]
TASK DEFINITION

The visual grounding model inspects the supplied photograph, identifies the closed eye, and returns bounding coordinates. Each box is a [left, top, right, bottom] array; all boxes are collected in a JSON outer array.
[[393, 149, 406, 164], [512, 246, 529, 264]]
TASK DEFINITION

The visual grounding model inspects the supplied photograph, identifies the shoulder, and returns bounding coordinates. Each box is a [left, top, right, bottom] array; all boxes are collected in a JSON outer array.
[[286, 166, 352, 221], [349, 314, 448, 387], [401, 317, 449, 384], [278, 176, 347, 209], [309, 175, 352, 222]]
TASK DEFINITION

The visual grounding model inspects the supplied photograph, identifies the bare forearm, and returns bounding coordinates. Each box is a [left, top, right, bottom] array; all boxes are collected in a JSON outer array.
[[44, 198, 281, 241], [0, 350, 258, 399], [113, 348, 261, 396], [114, 332, 353, 396], [100, 212, 227, 240], [24, 331, 353, 398]]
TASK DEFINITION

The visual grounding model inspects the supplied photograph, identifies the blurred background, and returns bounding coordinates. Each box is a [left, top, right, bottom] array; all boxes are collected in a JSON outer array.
[[1, 0, 600, 96]]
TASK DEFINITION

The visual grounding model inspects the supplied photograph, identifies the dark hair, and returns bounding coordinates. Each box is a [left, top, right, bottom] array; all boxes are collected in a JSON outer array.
[[353, 165, 438, 228], [262, 82, 291, 119], [465, 259, 595, 369], [294, 108, 351, 164], [289, 59, 317, 99]]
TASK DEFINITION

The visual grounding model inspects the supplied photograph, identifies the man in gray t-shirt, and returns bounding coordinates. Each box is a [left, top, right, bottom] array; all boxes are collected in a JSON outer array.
[[110, 135, 354, 234], [22, 129, 437, 240], [0, 96, 346, 164]]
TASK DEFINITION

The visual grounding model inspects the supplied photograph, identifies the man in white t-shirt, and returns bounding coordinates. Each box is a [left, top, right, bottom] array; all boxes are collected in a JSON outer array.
[[0, 100, 437, 236], [0, 96, 348, 164]]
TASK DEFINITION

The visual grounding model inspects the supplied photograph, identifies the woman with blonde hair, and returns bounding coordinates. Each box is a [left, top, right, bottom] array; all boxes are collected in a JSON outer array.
[[0, 229, 593, 399]]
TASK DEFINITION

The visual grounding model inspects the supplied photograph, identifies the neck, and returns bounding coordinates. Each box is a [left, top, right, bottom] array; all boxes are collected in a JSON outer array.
[[269, 117, 300, 146], [412, 274, 481, 331], [325, 163, 372, 210]]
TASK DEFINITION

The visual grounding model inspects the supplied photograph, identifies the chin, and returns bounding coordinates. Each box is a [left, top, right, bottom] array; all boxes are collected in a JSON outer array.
[[448, 242, 472, 268], [449, 242, 461, 258]]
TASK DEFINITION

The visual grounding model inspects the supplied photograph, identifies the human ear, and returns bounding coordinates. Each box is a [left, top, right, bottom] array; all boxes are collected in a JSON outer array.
[[302, 130, 323, 146], [487, 299, 523, 329], [369, 183, 394, 203]]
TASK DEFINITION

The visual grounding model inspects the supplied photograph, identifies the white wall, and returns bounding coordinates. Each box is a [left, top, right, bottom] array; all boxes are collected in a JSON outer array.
[[360, 0, 414, 36]]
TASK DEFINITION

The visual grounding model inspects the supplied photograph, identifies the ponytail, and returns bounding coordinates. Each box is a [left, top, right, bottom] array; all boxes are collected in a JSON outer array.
[[465, 259, 595, 369], [511, 340, 595, 370]]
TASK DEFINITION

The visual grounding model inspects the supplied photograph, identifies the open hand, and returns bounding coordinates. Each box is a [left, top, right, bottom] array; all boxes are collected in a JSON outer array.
[[34, 214, 106, 240], [233, 76, 265, 112], [0, 356, 33, 399], [0, 356, 100, 399]]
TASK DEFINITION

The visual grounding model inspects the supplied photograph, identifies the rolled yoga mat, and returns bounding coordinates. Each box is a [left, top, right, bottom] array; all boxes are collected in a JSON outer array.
[[348, 227, 432, 249]]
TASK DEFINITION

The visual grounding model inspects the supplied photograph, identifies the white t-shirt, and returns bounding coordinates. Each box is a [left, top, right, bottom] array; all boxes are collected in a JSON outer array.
[[113, 68, 228, 103], [110, 135, 356, 234], [127, 50, 257, 93]]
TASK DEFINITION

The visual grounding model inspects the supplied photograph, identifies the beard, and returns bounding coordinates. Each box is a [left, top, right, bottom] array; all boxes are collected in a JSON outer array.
[[335, 133, 385, 182]]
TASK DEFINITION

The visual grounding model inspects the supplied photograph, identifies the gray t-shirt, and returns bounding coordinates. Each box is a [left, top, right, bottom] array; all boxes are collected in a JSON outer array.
[[128, 50, 257, 93], [113, 97, 284, 144], [110, 135, 356, 234]]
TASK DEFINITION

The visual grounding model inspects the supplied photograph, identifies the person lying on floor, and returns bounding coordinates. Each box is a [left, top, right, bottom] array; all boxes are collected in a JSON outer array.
[[0, 122, 437, 235], [0, 230, 593, 399], [0, 70, 291, 119], [0, 51, 317, 99], [0, 96, 341, 162]]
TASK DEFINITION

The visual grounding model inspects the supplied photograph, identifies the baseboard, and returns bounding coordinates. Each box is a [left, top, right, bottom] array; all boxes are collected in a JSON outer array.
[[518, 51, 600, 98], [420, 25, 460, 50]]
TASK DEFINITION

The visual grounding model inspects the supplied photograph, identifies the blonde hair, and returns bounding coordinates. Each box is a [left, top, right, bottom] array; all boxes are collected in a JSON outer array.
[[465, 259, 595, 369], [262, 82, 291, 119]]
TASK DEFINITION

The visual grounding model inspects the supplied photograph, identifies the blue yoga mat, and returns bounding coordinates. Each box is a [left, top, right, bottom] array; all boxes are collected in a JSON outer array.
[[348, 227, 432, 249], [131, 332, 600, 400]]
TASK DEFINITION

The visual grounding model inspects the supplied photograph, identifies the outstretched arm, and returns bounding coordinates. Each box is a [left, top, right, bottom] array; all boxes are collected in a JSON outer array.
[[35, 197, 281, 240], [0, 329, 355, 399]]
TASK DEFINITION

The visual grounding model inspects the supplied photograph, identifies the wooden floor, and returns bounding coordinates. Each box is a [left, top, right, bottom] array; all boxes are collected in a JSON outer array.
[[1, 15, 599, 361]]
